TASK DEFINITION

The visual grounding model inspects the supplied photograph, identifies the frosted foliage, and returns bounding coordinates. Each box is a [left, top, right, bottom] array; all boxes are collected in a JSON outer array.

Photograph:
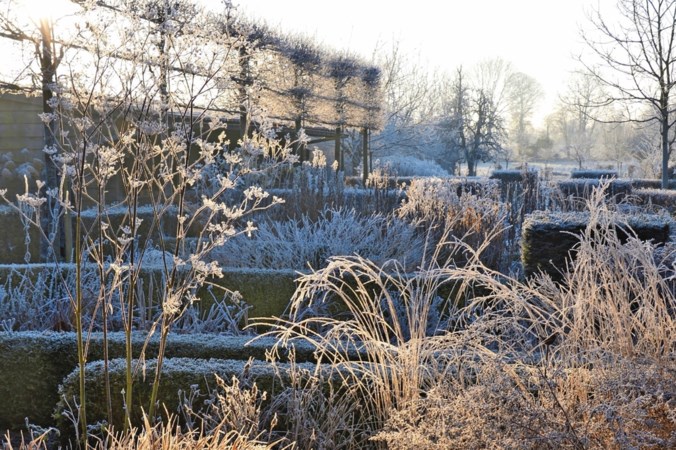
[[212, 208, 424, 271], [374, 156, 450, 177], [270, 187, 676, 447], [375, 360, 676, 449], [0, 265, 98, 332], [398, 177, 510, 270]]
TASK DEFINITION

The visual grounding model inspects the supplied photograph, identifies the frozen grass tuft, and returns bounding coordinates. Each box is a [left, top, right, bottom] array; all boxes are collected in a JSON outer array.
[[265, 186, 676, 447]]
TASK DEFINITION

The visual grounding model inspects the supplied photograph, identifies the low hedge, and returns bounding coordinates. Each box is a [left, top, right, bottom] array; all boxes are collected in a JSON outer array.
[[557, 179, 633, 200], [521, 211, 672, 279], [0, 264, 298, 322], [55, 357, 318, 437], [490, 169, 538, 183], [630, 179, 676, 190], [633, 188, 676, 210], [344, 175, 417, 188], [0, 331, 318, 430], [407, 176, 499, 199], [570, 169, 617, 179], [490, 170, 539, 211], [0, 205, 211, 264]]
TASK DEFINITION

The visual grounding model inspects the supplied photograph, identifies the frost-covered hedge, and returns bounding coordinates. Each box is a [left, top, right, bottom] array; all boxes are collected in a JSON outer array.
[[213, 267, 299, 318], [78, 204, 209, 244], [0, 264, 298, 329], [0, 205, 209, 264], [490, 169, 538, 184], [521, 211, 672, 278], [266, 187, 406, 218], [557, 179, 633, 200], [633, 188, 676, 210], [405, 177, 499, 200], [631, 179, 676, 190], [490, 170, 539, 210], [570, 169, 618, 179], [55, 357, 318, 435], [374, 156, 450, 178], [0, 331, 318, 430], [344, 175, 416, 188]]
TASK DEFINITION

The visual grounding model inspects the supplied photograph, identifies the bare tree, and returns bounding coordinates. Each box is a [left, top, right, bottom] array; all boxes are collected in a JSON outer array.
[[439, 66, 505, 176], [629, 118, 663, 177], [551, 104, 596, 169], [581, 0, 676, 187], [553, 73, 609, 168], [369, 41, 439, 159], [506, 72, 543, 158], [473, 57, 514, 117], [436, 68, 468, 174], [599, 114, 634, 172]]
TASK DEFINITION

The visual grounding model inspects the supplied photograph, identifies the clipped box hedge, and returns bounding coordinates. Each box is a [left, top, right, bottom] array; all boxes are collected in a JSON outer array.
[[0, 264, 299, 321], [633, 188, 676, 210], [344, 175, 417, 188], [55, 357, 318, 436], [490, 169, 538, 183], [0, 331, 318, 430], [521, 211, 672, 279], [490, 170, 539, 210], [557, 179, 633, 200], [570, 169, 617, 179], [407, 176, 499, 199], [630, 179, 676, 190]]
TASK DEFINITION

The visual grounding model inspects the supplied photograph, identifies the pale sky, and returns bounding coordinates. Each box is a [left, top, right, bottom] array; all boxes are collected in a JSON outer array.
[[210, 0, 615, 126]]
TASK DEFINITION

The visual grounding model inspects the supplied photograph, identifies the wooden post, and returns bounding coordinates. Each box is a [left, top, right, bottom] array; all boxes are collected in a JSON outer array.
[[362, 127, 369, 185], [238, 46, 252, 139], [294, 117, 304, 163], [39, 17, 65, 262], [334, 125, 342, 171]]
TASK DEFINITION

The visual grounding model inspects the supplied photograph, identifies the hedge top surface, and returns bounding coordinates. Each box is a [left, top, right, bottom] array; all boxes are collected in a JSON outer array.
[[0, 262, 301, 276], [490, 169, 539, 176], [523, 210, 673, 232], [570, 169, 618, 179]]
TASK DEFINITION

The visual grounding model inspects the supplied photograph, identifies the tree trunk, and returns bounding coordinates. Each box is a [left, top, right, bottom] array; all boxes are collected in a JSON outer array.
[[661, 106, 670, 189], [239, 47, 252, 139], [466, 153, 477, 176], [335, 125, 342, 171], [362, 127, 369, 185], [39, 18, 62, 262], [294, 117, 304, 162]]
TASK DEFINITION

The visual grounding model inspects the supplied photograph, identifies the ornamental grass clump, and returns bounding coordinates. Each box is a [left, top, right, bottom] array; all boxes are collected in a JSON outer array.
[[397, 177, 511, 271], [373, 186, 676, 449], [263, 221, 485, 441], [267, 185, 675, 448]]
